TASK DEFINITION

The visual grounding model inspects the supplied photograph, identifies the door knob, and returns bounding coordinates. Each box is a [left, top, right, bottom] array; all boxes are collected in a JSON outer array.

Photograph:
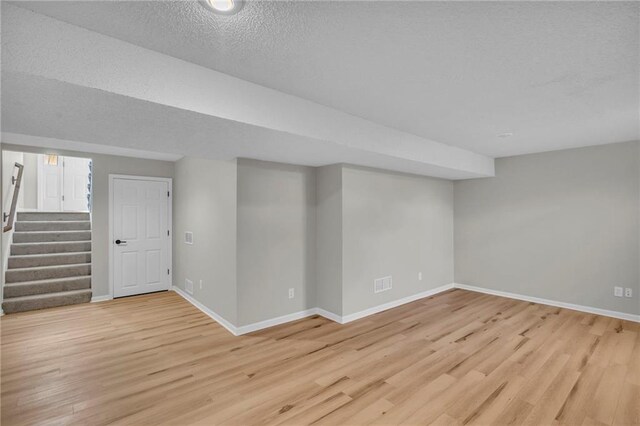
[[115, 239, 127, 245]]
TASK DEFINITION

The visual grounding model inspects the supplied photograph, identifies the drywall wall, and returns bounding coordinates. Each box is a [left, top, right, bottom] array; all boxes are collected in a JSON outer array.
[[315, 165, 343, 316], [236, 159, 316, 325], [21, 153, 38, 210], [341, 166, 455, 315], [455, 141, 640, 315], [173, 157, 238, 324], [1, 143, 174, 298]]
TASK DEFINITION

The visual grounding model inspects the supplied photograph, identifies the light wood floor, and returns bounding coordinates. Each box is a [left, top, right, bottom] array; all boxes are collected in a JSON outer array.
[[1, 290, 638, 425]]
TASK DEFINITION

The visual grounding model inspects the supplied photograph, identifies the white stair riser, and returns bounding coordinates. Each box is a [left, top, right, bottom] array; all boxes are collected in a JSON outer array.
[[15, 221, 91, 232], [4, 277, 91, 298], [11, 242, 92, 255], [6, 264, 91, 283], [17, 212, 90, 222], [13, 231, 91, 243], [8, 253, 91, 269]]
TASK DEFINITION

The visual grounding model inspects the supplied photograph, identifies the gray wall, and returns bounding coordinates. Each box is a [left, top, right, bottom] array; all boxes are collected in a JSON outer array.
[[173, 157, 238, 324], [236, 159, 316, 325], [455, 141, 640, 315], [2, 143, 174, 298], [315, 165, 343, 315], [341, 166, 454, 315]]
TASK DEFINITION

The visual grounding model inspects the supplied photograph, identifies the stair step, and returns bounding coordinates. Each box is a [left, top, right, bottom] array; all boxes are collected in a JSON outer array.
[[3, 276, 91, 298], [17, 212, 90, 222], [11, 241, 92, 255], [8, 252, 91, 269], [5, 263, 91, 283], [1, 289, 92, 314], [13, 231, 91, 243], [15, 221, 91, 232]]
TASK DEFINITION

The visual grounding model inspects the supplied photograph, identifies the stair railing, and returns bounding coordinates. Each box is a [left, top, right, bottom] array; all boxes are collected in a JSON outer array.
[[3, 162, 24, 233]]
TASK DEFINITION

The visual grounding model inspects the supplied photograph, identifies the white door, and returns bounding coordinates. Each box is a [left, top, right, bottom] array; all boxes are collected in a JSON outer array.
[[112, 177, 171, 298], [63, 157, 91, 212], [38, 155, 91, 212], [39, 155, 63, 211]]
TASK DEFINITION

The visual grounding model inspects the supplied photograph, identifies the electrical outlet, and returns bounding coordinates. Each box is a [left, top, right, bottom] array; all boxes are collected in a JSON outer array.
[[418, 272, 422, 281], [199, 279, 203, 290], [288, 288, 295, 299], [625, 288, 633, 298], [614, 286, 623, 297]]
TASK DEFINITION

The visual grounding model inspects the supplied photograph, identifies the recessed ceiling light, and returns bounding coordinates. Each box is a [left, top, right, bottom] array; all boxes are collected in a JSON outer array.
[[498, 132, 513, 138], [200, 0, 243, 15]]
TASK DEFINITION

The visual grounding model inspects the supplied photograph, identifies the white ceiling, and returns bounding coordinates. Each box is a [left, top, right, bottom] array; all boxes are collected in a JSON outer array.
[[11, 0, 640, 158]]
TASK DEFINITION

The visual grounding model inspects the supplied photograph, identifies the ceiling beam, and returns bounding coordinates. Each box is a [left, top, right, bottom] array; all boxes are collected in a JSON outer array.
[[2, 4, 494, 179]]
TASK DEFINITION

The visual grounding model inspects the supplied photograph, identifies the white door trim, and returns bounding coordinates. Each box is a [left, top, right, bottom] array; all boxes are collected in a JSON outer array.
[[108, 174, 173, 299]]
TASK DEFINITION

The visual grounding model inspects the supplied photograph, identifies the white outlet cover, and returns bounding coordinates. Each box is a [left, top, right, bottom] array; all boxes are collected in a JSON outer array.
[[614, 286, 623, 297], [288, 288, 295, 299], [625, 288, 633, 298], [418, 272, 422, 281]]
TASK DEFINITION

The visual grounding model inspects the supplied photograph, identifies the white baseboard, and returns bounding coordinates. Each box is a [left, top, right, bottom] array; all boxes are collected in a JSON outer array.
[[341, 283, 455, 324], [454, 283, 640, 323], [235, 309, 318, 335], [172, 281, 639, 337], [91, 295, 113, 303], [172, 284, 455, 335], [315, 307, 343, 323], [172, 287, 239, 336]]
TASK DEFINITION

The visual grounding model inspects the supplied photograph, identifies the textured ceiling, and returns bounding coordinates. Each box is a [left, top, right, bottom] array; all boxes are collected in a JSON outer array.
[[11, 0, 640, 158]]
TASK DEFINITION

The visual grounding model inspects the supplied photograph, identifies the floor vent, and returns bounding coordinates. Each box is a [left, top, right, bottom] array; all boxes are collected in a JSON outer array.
[[374, 276, 392, 293]]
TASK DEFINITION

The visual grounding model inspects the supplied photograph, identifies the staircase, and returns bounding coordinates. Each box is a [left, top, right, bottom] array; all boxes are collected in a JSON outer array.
[[2, 212, 92, 314]]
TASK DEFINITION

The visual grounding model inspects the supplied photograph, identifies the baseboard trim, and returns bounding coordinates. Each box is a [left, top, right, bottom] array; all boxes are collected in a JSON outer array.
[[91, 295, 113, 303], [172, 281, 639, 336], [315, 308, 343, 324], [235, 309, 318, 335], [341, 283, 455, 324], [454, 283, 640, 323], [172, 284, 456, 335], [172, 287, 239, 336]]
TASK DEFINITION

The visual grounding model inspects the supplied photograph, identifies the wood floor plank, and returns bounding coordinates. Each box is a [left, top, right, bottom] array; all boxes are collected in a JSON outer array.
[[1, 289, 638, 425]]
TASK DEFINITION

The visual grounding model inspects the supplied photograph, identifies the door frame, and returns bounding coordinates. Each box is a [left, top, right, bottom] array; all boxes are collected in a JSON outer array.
[[108, 174, 173, 299]]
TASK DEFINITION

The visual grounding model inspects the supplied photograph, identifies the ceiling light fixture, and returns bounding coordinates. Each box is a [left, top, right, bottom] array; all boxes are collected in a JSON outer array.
[[200, 0, 243, 15], [498, 132, 513, 138]]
